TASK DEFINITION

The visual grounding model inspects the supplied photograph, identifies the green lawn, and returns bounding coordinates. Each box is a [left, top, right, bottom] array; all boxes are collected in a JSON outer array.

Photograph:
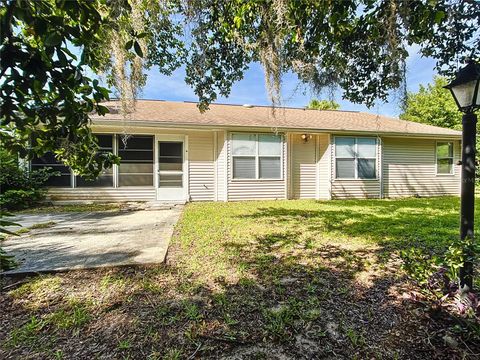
[[1, 197, 478, 359]]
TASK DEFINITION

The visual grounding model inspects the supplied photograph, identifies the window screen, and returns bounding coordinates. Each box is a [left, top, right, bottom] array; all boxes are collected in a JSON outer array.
[[158, 141, 183, 188], [76, 134, 114, 187], [231, 133, 282, 179], [436, 142, 454, 174], [335, 137, 377, 179], [118, 135, 154, 186], [31, 151, 71, 187]]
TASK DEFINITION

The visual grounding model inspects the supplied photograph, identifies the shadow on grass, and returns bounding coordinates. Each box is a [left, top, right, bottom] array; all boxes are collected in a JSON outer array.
[[1, 197, 478, 359], [241, 197, 469, 255]]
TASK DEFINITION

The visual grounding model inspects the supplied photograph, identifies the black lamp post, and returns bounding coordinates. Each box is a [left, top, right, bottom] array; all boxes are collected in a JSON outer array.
[[444, 60, 480, 290]]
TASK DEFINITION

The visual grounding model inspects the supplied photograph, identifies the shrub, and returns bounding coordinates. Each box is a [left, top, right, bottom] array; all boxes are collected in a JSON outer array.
[[400, 240, 480, 344], [0, 149, 57, 210], [0, 211, 20, 271]]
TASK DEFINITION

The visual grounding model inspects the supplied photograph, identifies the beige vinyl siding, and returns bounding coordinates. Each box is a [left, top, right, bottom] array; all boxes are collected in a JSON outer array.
[[291, 134, 316, 199], [382, 137, 460, 197], [47, 187, 155, 203], [331, 181, 381, 199], [331, 136, 381, 199], [216, 131, 227, 201], [317, 134, 331, 199], [227, 132, 287, 201], [188, 131, 215, 201]]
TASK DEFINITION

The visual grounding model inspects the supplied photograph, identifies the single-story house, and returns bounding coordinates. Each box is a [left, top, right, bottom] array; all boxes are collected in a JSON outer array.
[[32, 100, 462, 203]]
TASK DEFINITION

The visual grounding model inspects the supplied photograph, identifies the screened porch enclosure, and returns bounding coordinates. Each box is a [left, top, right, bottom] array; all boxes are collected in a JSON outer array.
[[32, 134, 156, 189]]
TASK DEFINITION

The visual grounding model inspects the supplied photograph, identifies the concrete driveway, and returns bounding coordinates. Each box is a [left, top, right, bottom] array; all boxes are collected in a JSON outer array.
[[1, 207, 182, 274]]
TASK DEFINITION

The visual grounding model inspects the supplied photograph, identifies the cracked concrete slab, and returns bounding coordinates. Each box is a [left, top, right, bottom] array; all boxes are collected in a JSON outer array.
[[1, 207, 182, 275]]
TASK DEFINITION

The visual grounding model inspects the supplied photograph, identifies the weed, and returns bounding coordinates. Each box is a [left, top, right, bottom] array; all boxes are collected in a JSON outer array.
[[29, 221, 56, 230], [16, 227, 30, 234], [163, 348, 182, 360], [263, 304, 297, 339], [9, 275, 61, 299], [17, 203, 121, 214], [118, 339, 131, 350], [7, 316, 45, 347], [100, 274, 127, 290], [212, 292, 228, 307], [346, 327, 366, 348], [183, 302, 202, 321], [47, 303, 91, 329]]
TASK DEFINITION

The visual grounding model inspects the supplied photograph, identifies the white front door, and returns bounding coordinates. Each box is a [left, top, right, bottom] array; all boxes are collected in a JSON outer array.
[[156, 136, 187, 201]]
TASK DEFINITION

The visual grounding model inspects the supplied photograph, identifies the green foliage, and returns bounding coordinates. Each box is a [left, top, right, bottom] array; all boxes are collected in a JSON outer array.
[[0, 150, 54, 210], [6, 316, 45, 348], [0, 245, 16, 271], [400, 76, 460, 129], [186, 1, 480, 108], [400, 248, 441, 286], [307, 99, 340, 110], [401, 237, 480, 292], [0, 150, 56, 271], [0, 0, 118, 178]]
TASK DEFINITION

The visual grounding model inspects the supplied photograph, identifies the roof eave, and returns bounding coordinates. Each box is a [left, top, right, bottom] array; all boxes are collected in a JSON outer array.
[[91, 118, 462, 139]]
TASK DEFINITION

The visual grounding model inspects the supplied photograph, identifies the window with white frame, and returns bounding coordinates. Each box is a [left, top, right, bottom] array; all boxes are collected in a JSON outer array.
[[436, 142, 454, 174], [335, 137, 377, 179], [231, 133, 282, 179]]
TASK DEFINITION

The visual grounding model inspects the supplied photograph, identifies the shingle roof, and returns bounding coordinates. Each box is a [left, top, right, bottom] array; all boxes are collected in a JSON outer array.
[[92, 100, 461, 137]]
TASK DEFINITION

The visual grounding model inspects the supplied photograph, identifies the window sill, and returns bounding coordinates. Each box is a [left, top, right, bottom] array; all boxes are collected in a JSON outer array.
[[435, 173, 456, 177]]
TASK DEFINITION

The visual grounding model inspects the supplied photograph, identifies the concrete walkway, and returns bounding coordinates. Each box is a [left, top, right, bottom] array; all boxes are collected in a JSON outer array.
[[1, 207, 182, 274]]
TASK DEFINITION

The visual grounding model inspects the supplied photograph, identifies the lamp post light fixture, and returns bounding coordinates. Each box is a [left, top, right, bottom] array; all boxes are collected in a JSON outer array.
[[444, 59, 480, 290]]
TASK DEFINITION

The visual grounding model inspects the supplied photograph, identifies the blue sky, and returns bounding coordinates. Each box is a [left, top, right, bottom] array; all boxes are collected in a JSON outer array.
[[139, 45, 437, 118]]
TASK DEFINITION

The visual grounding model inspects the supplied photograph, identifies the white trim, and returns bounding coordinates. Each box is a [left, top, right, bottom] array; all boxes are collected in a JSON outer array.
[[333, 136, 378, 180], [284, 133, 289, 199], [223, 130, 228, 202], [435, 140, 455, 176], [287, 133, 293, 199], [112, 134, 118, 188], [213, 131, 218, 201], [229, 132, 284, 181], [315, 134, 320, 200], [154, 134, 188, 201], [328, 134, 332, 199], [378, 136, 384, 198]]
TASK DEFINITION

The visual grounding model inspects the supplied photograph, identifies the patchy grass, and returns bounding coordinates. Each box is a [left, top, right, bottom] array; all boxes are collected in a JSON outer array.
[[28, 221, 57, 230], [15, 203, 122, 214], [1, 197, 479, 359]]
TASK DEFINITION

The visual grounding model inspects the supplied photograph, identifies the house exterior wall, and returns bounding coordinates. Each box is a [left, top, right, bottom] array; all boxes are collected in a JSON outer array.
[[226, 131, 287, 201], [291, 133, 317, 199], [47, 187, 156, 203], [43, 125, 461, 203], [382, 137, 461, 197], [188, 131, 215, 201], [289, 133, 330, 200], [215, 130, 227, 201], [317, 134, 331, 200]]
